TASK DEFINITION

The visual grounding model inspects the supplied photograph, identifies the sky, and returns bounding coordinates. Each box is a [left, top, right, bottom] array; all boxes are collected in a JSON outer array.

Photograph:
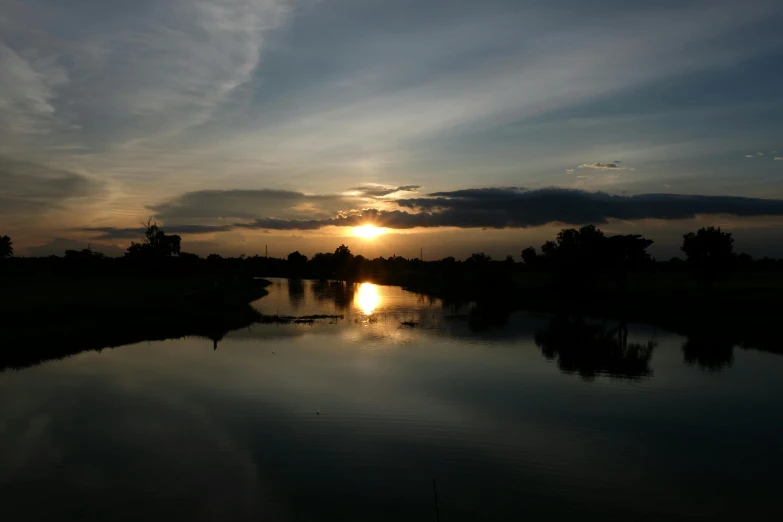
[[2, 0, 783, 259]]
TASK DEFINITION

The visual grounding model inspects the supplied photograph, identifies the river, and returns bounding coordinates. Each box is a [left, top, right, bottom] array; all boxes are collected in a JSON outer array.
[[1, 278, 781, 521]]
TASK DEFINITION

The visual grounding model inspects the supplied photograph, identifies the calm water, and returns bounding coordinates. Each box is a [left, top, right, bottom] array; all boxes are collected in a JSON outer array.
[[1, 278, 782, 521]]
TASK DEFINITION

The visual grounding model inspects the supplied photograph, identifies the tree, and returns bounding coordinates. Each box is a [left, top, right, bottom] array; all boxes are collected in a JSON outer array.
[[333, 244, 355, 279], [681, 227, 735, 285], [504, 254, 515, 265], [0, 235, 12, 259], [605, 234, 654, 292], [287, 251, 308, 263], [125, 220, 181, 258], [287, 250, 308, 276], [538, 225, 606, 278], [536, 225, 653, 293], [521, 246, 538, 266], [465, 252, 492, 264]]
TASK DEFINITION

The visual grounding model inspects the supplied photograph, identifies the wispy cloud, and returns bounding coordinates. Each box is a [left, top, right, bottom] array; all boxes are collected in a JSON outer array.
[[149, 188, 362, 224], [578, 162, 626, 170], [350, 185, 421, 198], [0, 156, 104, 216], [82, 224, 235, 241]]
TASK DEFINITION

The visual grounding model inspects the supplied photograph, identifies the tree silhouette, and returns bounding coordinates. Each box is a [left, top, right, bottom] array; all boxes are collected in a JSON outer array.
[[125, 220, 181, 258], [681, 226, 734, 286], [465, 252, 492, 264], [287, 251, 308, 263], [605, 234, 654, 293], [0, 235, 12, 259], [534, 316, 656, 380], [521, 246, 538, 266], [539, 225, 607, 290]]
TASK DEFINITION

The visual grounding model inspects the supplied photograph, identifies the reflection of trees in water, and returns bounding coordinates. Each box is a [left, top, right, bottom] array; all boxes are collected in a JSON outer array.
[[441, 298, 473, 316], [287, 278, 305, 311], [534, 316, 656, 380], [467, 304, 511, 332], [682, 335, 734, 371], [312, 280, 356, 311]]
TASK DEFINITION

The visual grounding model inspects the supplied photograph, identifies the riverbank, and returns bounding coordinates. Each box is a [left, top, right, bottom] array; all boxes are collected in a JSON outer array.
[[0, 275, 272, 370], [393, 268, 783, 355]]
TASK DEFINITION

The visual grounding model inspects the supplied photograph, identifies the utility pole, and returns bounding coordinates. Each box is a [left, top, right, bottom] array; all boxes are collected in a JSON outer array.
[[265, 244, 268, 257], [420, 247, 423, 261]]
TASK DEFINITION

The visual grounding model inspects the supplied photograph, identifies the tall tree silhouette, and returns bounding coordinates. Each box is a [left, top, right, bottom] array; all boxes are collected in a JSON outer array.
[[681, 226, 734, 286], [125, 220, 181, 258], [0, 235, 12, 259], [605, 234, 654, 293]]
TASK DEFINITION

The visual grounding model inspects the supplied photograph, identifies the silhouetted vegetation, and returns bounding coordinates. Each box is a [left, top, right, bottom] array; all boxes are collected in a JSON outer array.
[[4, 222, 783, 367], [0, 235, 12, 259], [535, 316, 656, 380], [125, 219, 181, 258], [681, 226, 735, 286]]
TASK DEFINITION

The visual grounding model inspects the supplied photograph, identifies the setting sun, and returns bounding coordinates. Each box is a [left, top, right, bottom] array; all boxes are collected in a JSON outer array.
[[353, 224, 385, 239]]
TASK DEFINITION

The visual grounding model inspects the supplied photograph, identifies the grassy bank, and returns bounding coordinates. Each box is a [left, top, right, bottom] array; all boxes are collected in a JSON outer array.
[[0, 275, 272, 370]]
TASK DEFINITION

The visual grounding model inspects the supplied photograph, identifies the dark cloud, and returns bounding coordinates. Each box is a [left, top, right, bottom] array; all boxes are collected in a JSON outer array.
[[0, 156, 105, 215], [239, 188, 783, 230], [90, 188, 783, 234], [578, 162, 625, 170], [351, 185, 421, 198], [83, 224, 235, 240], [149, 189, 357, 223]]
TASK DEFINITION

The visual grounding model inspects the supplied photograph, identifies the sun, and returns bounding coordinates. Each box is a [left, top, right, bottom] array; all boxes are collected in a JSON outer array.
[[353, 224, 385, 239], [356, 283, 380, 315]]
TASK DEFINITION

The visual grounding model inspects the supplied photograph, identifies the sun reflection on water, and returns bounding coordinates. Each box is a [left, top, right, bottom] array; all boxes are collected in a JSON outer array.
[[356, 283, 380, 315]]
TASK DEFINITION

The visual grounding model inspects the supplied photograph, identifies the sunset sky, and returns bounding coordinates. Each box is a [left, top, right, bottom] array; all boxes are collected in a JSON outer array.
[[2, 0, 783, 259]]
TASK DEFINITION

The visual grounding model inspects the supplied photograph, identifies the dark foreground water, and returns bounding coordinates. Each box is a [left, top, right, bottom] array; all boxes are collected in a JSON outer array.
[[1, 278, 782, 521]]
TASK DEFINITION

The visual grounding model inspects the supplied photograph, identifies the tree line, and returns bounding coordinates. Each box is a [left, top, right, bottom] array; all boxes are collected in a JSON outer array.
[[0, 222, 761, 287]]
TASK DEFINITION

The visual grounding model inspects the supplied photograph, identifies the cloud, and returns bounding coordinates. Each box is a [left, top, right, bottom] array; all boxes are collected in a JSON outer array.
[[775, 157, 783, 161], [746, 154, 754, 158], [350, 185, 421, 198], [0, 156, 104, 216], [578, 162, 626, 170], [0, 0, 295, 151], [82, 224, 235, 241], [565, 169, 575, 174], [757, 152, 765, 156], [149, 189, 360, 223], [0, 44, 68, 136], [231, 187, 783, 230]]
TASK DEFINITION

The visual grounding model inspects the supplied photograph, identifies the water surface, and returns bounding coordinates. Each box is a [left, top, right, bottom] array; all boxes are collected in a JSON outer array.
[[1, 278, 782, 521]]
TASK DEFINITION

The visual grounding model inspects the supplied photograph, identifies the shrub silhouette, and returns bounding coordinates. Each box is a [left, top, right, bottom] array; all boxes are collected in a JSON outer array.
[[0, 235, 12, 259]]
